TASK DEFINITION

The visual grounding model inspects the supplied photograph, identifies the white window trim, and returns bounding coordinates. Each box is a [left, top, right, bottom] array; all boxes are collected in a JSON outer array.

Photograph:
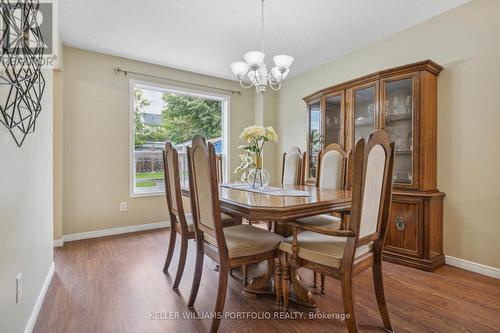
[[129, 79, 231, 198]]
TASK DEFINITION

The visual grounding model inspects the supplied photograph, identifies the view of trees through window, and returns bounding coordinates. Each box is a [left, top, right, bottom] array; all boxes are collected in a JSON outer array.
[[133, 84, 224, 194]]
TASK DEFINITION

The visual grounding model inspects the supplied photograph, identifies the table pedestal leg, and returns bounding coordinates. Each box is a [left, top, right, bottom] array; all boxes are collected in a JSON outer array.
[[289, 264, 317, 311], [239, 221, 318, 311], [242, 258, 275, 298]]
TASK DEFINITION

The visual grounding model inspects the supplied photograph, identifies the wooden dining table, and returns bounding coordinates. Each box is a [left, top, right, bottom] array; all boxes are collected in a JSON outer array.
[[182, 183, 352, 310]]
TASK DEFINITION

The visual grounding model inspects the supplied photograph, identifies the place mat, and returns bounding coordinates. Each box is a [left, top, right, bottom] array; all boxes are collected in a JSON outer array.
[[220, 183, 310, 197]]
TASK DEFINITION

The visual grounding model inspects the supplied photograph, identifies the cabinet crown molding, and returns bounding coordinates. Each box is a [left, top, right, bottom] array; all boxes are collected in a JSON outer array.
[[303, 60, 443, 103]]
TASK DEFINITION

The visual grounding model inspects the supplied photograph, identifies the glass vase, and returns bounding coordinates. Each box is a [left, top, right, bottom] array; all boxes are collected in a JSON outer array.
[[246, 155, 270, 189]]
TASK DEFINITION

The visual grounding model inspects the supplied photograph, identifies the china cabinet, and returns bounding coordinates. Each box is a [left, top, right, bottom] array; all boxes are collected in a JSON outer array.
[[304, 60, 445, 271]]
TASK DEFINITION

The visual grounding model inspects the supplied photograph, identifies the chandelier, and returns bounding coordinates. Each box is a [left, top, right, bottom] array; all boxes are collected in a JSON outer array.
[[230, 0, 294, 93]]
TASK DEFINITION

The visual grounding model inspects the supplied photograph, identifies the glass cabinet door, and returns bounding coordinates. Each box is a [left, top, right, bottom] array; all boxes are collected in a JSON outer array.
[[353, 84, 377, 144], [382, 77, 414, 185], [307, 100, 321, 179], [325, 93, 343, 146]]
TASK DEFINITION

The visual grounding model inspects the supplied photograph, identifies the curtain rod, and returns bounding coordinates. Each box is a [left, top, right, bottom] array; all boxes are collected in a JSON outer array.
[[113, 67, 241, 95]]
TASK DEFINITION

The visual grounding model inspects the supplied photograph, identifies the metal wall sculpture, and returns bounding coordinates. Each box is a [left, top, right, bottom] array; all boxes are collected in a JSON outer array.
[[0, 0, 46, 147]]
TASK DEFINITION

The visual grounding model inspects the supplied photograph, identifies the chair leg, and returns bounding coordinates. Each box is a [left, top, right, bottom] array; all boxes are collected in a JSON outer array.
[[187, 239, 204, 309], [173, 235, 188, 290], [210, 264, 229, 333], [282, 254, 290, 311], [372, 263, 393, 332], [274, 257, 282, 306], [341, 275, 358, 333], [163, 227, 177, 273], [320, 274, 326, 295], [313, 271, 318, 288]]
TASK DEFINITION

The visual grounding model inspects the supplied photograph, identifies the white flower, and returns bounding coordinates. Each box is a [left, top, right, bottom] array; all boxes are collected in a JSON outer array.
[[265, 126, 278, 142], [240, 125, 266, 143]]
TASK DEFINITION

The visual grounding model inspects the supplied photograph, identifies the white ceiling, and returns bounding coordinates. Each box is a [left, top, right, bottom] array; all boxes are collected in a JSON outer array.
[[60, 0, 468, 80]]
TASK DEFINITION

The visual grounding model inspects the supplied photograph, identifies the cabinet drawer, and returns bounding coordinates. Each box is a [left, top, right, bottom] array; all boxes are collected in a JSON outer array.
[[384, 200, 422, 257]]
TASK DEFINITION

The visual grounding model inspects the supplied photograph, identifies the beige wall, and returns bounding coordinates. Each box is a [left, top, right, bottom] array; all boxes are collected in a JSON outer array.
[[53, 70, 63, 240], [62, 47, 257, 234], [254, 89, 279, 181], [275, 0, 500, 268], [0, 70, 54, 332]]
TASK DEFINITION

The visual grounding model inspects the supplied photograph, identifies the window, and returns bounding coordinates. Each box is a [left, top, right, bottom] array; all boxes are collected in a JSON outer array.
[[130, 80, 229, 196]]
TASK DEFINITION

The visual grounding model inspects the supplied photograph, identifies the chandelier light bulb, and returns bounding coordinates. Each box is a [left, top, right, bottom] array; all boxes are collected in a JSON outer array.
[[244, 51, 266, 69], [231, 61, 249, 77], [271, 66, 289, 81], [273, 55, 294, 70]]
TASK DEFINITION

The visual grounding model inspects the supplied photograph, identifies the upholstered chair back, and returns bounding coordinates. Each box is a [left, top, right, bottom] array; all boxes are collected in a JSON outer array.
[[163, 142, 184, 218], [282, 147, 304, 185], [359, 144, 387, 238], [349, 130, 395, 252], [187, 136, 224, 242], [316, 143, 347, 190]]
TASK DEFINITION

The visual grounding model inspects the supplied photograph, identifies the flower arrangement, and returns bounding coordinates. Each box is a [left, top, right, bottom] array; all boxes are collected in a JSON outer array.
[[235, 125, 278, 188]]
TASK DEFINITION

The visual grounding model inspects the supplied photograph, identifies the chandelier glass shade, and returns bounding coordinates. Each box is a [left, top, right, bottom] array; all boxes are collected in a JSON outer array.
[[230, 0, 293, 93]]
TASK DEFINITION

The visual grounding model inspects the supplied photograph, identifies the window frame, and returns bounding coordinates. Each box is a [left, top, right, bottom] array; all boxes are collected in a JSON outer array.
[[129, 79, 230, 198]]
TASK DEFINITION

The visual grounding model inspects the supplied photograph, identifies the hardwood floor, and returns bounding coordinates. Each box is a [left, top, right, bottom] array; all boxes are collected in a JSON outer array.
[[35, 228, 500, 333]]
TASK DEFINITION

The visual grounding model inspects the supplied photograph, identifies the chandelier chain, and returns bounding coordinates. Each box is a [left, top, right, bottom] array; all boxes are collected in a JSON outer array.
[[261, 0, 264, 53]]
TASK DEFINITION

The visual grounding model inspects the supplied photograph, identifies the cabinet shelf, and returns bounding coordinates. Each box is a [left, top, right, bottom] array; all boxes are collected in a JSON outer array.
[[385, 112, 411, 122], [394, 177, 412, 183], [354, 117, 375, 126]]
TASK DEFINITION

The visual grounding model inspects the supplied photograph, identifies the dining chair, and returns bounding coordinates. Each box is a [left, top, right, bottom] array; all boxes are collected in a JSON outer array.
[[162, 142, 234, 289], [162, 142, 196, 290], [215, 153, 244, 275], [294, 143, 349, 293], [186, 135, 284, 333], [298, 143, 348, 224], [281, 146, 305, 186], [260, 146, 306, 232], [277, 130, 395, 333]]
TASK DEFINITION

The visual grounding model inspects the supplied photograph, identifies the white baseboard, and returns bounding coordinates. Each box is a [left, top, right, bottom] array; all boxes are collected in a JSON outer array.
[[63, 221, 169, 243], [53, 238, 64, 247], [24, 262, 55, 333], [445, 255, 500, 279]]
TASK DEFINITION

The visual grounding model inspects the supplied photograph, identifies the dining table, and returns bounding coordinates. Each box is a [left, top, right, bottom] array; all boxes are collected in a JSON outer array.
[[182, 182, 352, 310]]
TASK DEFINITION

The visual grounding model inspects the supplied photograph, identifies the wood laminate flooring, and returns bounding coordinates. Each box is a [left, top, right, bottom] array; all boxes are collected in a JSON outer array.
[[34, 228, 500, 333]]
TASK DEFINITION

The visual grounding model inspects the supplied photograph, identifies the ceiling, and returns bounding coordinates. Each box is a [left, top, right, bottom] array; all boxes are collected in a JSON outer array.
[[60, 0, 468, 80]]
